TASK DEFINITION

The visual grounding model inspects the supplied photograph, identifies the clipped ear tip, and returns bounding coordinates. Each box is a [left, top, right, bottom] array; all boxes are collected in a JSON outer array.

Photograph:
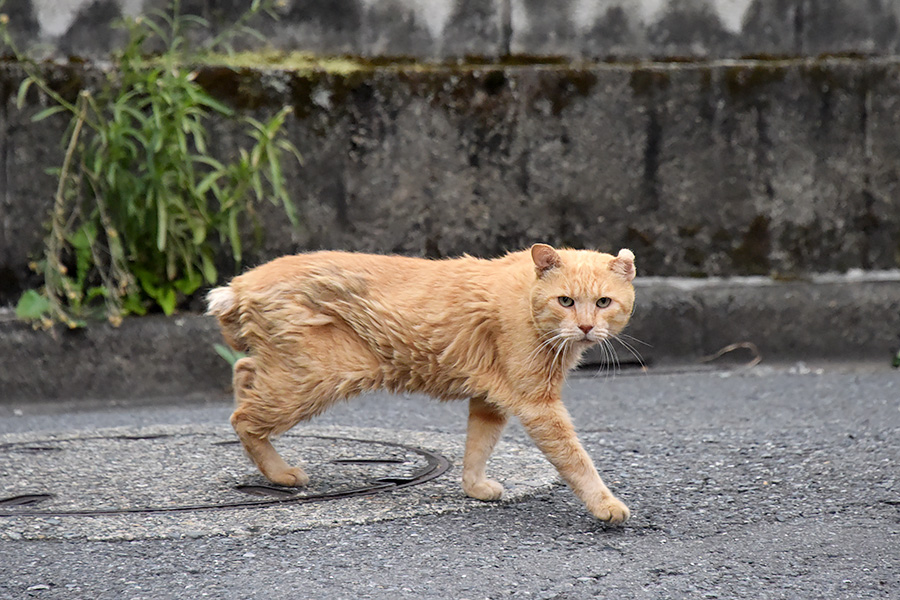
[[617, 248, 635, 262], [611, 248, 636, 281]]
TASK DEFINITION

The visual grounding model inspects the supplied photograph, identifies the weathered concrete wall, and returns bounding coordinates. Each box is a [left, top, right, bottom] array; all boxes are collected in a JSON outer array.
[[2, 58, 899, 305], [5, 0, 900, 60]]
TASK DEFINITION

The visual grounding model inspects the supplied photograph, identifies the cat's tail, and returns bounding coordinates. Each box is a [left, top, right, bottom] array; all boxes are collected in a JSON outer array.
[[206, 285, 249, 352], [206, 286, 235, 317]]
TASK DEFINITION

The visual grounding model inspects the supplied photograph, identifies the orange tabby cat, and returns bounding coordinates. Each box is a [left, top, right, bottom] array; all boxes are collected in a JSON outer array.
[[207, 244, 636, 523]]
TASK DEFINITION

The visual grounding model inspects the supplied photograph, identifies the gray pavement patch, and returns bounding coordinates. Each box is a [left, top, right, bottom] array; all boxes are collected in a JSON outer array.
[[0, 425, 557, 541]]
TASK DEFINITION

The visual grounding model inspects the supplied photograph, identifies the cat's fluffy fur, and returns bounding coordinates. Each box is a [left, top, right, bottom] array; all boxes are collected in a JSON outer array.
[[207, 244, 636, 523]]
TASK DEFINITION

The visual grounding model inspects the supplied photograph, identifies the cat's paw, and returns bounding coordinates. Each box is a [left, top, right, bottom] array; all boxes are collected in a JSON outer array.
[[590, 497, 630, 524], [267, 466, 310, 487], [463, 479, 505, 501]]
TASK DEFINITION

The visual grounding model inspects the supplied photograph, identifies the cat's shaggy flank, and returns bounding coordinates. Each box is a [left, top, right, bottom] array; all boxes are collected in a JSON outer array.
[[208, 244, 636, 523]]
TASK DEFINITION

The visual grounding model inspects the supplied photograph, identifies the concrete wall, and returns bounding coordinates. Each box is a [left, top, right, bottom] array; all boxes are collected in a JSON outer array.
[[5, 0, 900, 60], [2, 1, 900, 306], [2, 57, 900, 305]]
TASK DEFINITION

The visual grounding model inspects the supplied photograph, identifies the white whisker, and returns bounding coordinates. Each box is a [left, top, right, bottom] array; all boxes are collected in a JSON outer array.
[[593, 338, 613, 380], [548, 335, 578, 388], [604, 338, 621, 376], [605, 340, 616, 378], [526, 331, 567, 372], [613, 334, 647, 370], [525, 331, 555, 362], [618, 333, 652, 348]]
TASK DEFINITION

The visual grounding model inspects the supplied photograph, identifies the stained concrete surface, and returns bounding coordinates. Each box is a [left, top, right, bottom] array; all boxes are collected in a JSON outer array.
[[10, 0, 900, 59], [5, 57, 900, 304]]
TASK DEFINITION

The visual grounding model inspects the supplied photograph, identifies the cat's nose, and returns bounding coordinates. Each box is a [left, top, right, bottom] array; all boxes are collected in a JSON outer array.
[[579, 325, 593, 334]]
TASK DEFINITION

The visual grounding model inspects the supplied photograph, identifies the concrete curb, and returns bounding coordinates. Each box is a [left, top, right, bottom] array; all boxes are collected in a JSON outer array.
[[2, 273, 899, 403], [617, 272, 900, 367]]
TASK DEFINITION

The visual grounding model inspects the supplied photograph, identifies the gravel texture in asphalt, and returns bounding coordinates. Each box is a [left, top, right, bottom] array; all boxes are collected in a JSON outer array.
[[0, 364, 897, 599]]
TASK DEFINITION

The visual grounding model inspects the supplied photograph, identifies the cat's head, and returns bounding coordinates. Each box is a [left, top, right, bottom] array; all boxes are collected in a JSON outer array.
[[529, 243, 636, 346]]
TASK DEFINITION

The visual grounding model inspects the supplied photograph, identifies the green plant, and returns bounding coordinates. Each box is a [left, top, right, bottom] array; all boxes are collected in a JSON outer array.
[[213, 343, 247, 367], [2, 0, 299, 327]]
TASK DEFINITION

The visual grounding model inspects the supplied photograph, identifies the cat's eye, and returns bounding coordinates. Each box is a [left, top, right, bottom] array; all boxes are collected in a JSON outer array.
[[558, 296, 575, 308], [596, 297, 612, 308]]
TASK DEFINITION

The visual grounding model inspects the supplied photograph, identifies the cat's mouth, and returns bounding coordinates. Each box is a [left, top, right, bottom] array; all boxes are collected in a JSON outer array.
[[571, 332, 598, 345], [579, 329, 610, 344], [558, 327, 608, 345]]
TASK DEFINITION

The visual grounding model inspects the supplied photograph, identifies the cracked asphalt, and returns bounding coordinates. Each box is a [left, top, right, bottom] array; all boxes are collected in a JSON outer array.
[[1, 362, 898, 599]]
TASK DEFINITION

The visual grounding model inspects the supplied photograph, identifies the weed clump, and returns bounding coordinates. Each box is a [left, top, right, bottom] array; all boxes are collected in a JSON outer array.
[[3, 0, 300, 327]]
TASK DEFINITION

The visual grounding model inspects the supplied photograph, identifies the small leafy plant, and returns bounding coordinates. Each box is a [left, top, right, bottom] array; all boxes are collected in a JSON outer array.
[[213, 343, 248, 367], [3, 0, 299, 327], [894, 321, 900, 368]]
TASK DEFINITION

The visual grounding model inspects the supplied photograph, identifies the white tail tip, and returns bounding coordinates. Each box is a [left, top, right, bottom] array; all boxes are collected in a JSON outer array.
[[206, 286, 235, 316]]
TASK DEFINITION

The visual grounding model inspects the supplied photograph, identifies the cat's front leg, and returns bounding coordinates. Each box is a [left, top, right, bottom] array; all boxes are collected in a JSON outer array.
[[462, 396, 509, 501], [515, 397, 630, 524]]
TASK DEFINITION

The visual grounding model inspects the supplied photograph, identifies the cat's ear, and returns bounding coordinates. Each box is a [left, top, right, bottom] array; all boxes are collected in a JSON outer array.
[[531, 243, 561, 276], [610, 249, 636, 282]]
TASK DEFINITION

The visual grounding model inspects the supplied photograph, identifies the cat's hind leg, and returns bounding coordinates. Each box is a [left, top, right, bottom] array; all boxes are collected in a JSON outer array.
[[230, 357, 310, 487], [462, 396, 509, 501], [229, 326, 382, 487]]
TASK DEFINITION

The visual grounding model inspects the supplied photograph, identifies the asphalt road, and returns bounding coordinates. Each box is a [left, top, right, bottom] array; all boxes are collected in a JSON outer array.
[[1, 362, 898, 599]]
